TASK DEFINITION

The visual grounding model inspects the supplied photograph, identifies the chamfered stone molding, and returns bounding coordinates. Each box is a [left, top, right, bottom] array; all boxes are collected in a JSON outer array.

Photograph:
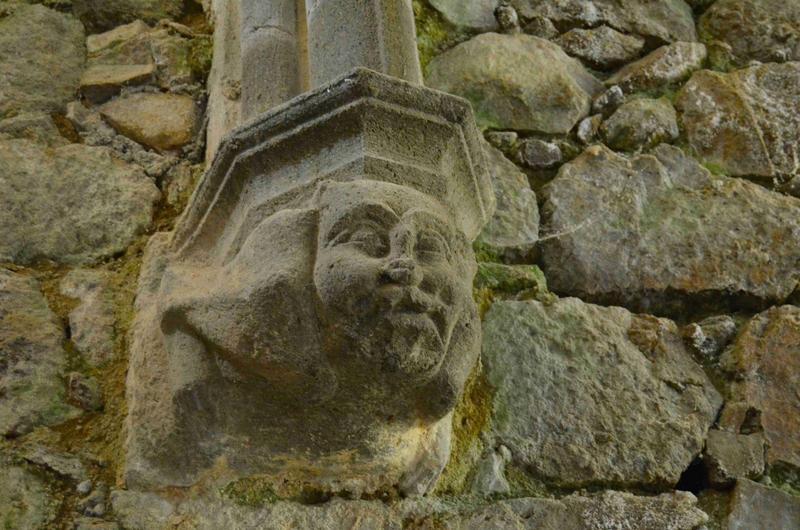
[[125, 68, 494, 497]]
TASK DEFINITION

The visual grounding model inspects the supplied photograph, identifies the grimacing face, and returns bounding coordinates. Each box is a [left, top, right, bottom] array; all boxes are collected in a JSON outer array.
[[313, 180, 477, 381]]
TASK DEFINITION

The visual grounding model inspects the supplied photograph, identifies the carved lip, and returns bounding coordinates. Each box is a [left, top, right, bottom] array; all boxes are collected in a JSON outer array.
[[381, 287, 448, 347]]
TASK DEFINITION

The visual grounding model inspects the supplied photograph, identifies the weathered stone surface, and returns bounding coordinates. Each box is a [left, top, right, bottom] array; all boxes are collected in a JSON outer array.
[[719, 306, 800, 472], [66, 100, 177, 179], [540, 145, 800, 314], [22, 445, 88, 482], [79, 64, 156, 104], [600, 97, 678, 151], [125, 70, 493, 496], [60, 270, 116, 367], [482, 298, 721, 489], [100, 93, 197, 151], [592, 85, 625, 116], [0, 461, 59, 529], [725, 480, 800, 529], [556, 25, 645, 70], [0, 2, 84, 118], [612, 67, 695, 118], [476, 145, 539, 261], [306, 0, 422, 88], [510, 0, 697, 44], [681, 315, 738, 361], [426, 33, 602, 133], [0, 112, 68, 147], [429, 0, 499, 31], [87, 21, 196, 91], [0, 140, 159, 265], [607, 42, 706, 94], [112, 489, 708, 530], [576, 114, 602, 144], [73, 0, 185, 32], [676, 62, 800, 182], [0, 270, 78, 436], [518, 138, 562, 169], [699, 0, 800, 68], [67, 372, 104, 412], [474, 263, 553, 302], [704, 429, 765, 486]]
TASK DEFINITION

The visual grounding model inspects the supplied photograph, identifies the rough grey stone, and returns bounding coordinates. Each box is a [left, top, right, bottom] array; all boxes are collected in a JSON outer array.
[[73, 518, 120, 530], [0, 2, 85, 119], [0, 140, 160, 265], [540, 145, 800, 315], [125, 69, 494, 496], [67, 372, 104, 412], [0, 461, 59, 529], [592, 85, 625, 116], [429, 0, 499, 32], [521, 14, 557, 39], [0, 112, 68, 147], [518, 138, 562, 169], [718, 306, 800, 473], [556, 25, 645, 70], [111, 489, 708, 530], [60, 270, 116, 368], [704, 429, 765, 486], [22, 445, 88, 482], [494, 2, 520, 34], [476, 144, 539, 261], [681, 315, 738, 361], [600, 97, 679, 151], [482, 298, 722, 489], [426, 33, 602, 134], [607, 41, 707, 94], [72, 0, 185, 32], [87, 21, 196, 92], [576, 114, 602, 144], [66, 101, 177, 180], [0, 270, 79, 436], [79, 64, 157, 104], [100, 92, 197, 152], [676, 62, 800, 182], [510, 0, 697, 44], [725, 480, 800, 529], [484, 131, 518, 152], [699, 0, 800, 68], [470, 448, 511, 495]]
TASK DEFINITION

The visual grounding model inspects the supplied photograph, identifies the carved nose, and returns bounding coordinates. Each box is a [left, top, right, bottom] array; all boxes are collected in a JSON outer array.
[[383, 257, 418, 286]]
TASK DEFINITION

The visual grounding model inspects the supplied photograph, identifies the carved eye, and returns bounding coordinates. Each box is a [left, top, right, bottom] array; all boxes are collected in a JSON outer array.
[[347, 226, 388, 257], [416, 231, 450, 259]]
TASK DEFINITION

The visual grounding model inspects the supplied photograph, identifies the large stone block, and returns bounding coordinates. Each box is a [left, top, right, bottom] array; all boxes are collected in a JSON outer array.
[[0, 140, 160, 265], [509, 0, 697, 44], [125, 69, 494, 497], [0, 2, 85, 118], [719, 306, 800, 474], [539, 144, 800, 315], [676, 62, 800, 182], [482, 298, 721, 489], [426, 33, 602, 134], [0, 270, 79, 437]]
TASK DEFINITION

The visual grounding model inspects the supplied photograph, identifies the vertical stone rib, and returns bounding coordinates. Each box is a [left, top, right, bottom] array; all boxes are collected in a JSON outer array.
[[240, 0, 302, 119], [304, 0, 422, 88]]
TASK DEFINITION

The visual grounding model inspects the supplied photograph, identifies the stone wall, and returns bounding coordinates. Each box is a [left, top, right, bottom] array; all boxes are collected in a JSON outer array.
[[0, 0, 798, 528]]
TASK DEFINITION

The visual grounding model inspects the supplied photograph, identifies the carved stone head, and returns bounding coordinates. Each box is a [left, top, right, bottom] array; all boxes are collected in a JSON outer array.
[[125, 70, 494, 497]]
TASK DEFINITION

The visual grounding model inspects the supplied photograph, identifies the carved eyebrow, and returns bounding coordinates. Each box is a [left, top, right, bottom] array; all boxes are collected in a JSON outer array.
[[322, 201, 399, 243]]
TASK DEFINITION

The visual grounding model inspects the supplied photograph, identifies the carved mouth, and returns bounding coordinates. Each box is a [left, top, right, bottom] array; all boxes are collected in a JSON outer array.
[[378, 287, 449, 348]]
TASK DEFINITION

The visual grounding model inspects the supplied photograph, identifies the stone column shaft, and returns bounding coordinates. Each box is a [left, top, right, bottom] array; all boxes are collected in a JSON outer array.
[[305, 0, 422, 88]]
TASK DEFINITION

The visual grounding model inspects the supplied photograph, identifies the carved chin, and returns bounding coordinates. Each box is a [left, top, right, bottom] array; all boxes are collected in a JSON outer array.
[[368, 312, 448, 377]]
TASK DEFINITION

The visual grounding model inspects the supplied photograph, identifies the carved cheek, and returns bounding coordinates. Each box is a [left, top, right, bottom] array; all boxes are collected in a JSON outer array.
[[315, 247, 383, 313]]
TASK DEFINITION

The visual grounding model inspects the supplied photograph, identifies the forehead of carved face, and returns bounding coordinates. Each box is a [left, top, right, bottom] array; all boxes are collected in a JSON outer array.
[[313, 180, 477, 382]]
